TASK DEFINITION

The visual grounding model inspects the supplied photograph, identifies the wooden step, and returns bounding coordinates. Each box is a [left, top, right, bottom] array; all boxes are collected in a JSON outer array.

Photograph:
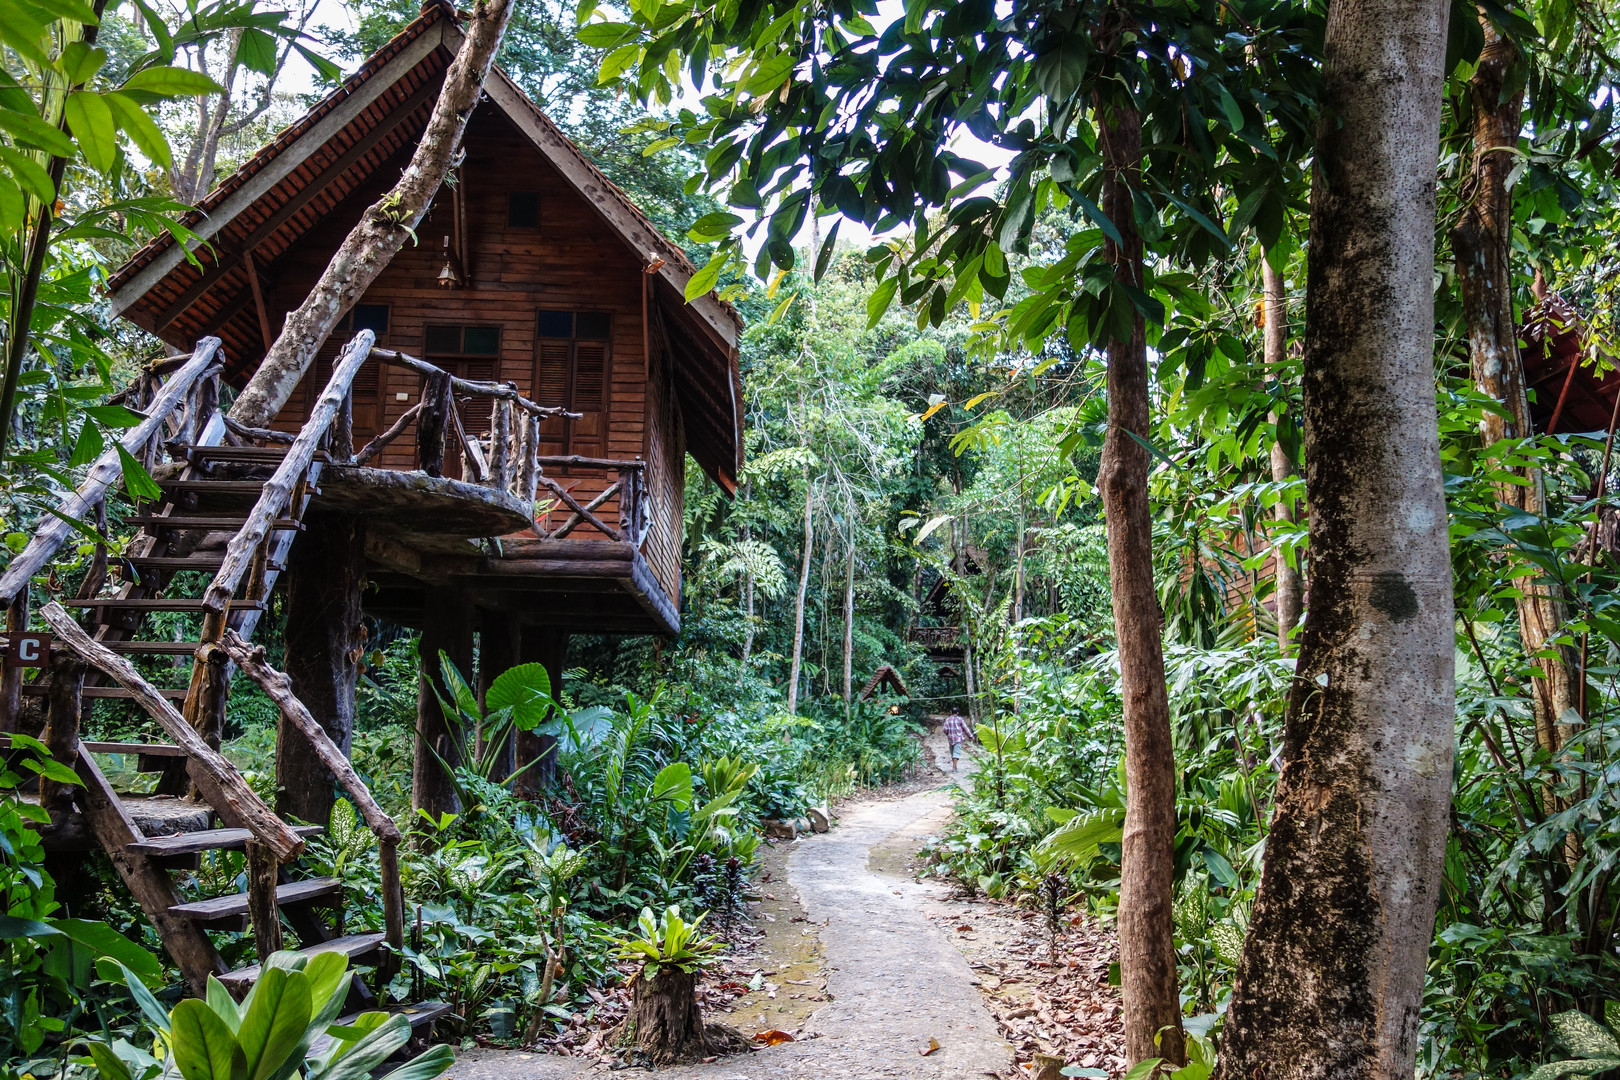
[[22, 683, 188, 699], [128, 515, 304, 531], [219, 933, 386, 992], [169, 877, 343, 924], [156, 480, 320, 496], [107, 641, 201, 655], [184, 445, 331, 463], [126, 824, 323, 857], [125, 555, 285, 572], [83, 741, 187, 757], [64, 598, 266, 612]]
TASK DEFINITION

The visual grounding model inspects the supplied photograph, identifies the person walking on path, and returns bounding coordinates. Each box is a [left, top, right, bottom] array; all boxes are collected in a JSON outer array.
[[942, 711, 975, 771]]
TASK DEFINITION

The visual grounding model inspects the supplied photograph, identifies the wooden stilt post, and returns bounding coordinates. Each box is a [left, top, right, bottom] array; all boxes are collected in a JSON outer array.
[[412, 588, 473, 830], [514, 628, 567, 797], [1, 587, 28, 734], [279, 516, 366, 826], [245, 840, 283, 960], [41, 649, 83, 828]]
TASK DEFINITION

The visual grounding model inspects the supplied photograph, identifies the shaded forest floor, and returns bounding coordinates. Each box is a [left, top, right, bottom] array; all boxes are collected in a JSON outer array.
[[445, 726, 1123, 1079]]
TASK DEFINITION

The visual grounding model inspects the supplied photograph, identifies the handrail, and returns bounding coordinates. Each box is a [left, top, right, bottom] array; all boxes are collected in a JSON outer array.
[[200, 332, 375, 622], [38, 602, 305, 861], [221, 630, 405, 962], [371, 348, 579, 419], [0, 338, 223, 607]]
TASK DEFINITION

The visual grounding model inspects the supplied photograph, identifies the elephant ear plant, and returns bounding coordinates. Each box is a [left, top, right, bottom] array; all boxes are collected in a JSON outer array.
[[84, 952, 454, 1080]]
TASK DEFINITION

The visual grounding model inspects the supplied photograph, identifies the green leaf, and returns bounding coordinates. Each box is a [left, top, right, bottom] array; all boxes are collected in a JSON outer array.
[[684, 250, 726, 301], [116, 443, 163, 501], [486, 662, 553, 731], [235, 28, 277, 75], [865, 276, 898, 328], [649, 761, 693, 809], [307, 1014, 410, 1080], [206, 977, 242, 1031], [0, 914, 65, 939], [0, 101, 77, 157], [576, 21, 635, 47], [48, 919, 161, 985], [237, 968, 312, 1080], [369, 1043, 452, 1080], [742, 52, 794, 96], [24, 756, 84, 785], [121, 66, 224, 97], [58, 41, 107, 82], [1551, 1011, 1620, 1058], [96, 960, 171, 1030], [86, 1041, 135, 1080], [170, 999, 247, 1080], [597, 42, 641, 84], [0, 145, 55, 202], [105, 92, 170, 169], [65, 91, 117, 172]]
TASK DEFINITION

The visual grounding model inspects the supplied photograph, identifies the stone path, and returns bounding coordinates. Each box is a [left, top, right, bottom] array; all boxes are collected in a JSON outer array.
[[447, 731, 1011, 1079]]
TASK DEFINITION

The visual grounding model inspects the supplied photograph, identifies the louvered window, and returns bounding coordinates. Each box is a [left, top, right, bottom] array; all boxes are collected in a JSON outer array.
[[533, 310, 610, 456], [424, 324, 504, 480], [292, 306, 387, 442]]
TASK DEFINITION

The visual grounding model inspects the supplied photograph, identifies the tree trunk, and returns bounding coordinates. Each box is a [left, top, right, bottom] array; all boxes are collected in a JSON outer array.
[[787, 469, 814, 715], [1094, 85, 1184, 1066], [278, 515, 365, 826], [621, 967, 738, 1065], [412, 588, 474, 828], [842, 541, 855, 706], [740, 505, 756, 669], [1450, 22, 1576, 755], [1264, 258, 1304, 650], [227, 0, 517, 428], [1213, 0, 1454, 1071], [514, 628, 566, 796]]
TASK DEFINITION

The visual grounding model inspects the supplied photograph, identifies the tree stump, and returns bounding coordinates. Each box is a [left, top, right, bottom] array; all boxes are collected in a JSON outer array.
[[621, 968, 748, 1065]]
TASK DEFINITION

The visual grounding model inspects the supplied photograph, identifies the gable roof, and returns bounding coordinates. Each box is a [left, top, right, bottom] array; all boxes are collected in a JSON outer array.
[[108, 0, 743, 488]]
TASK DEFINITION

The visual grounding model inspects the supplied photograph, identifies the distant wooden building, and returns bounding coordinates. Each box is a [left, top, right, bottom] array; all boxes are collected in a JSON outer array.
[[108, 0, 743, 638]]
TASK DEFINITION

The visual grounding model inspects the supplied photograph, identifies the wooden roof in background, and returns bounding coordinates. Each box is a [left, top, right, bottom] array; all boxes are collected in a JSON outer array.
[[1523, 296, 1619, 436], [108, 0, 744, 488]]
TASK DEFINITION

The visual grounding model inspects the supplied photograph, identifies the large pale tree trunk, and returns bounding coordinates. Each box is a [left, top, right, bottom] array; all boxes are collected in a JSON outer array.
[[786, 469, 814, 715], [1213, 0, 1455, 1072], [1264, 259, 1304, 649], [228, 0, 516, 427], [1095, 84, 1183, 1065], [1450, 21, 1576, 756], [842, 541, 855, 705]]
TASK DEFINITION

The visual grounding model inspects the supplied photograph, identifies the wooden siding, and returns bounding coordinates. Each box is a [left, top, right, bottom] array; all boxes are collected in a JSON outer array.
[[260, 104, 683, 605]]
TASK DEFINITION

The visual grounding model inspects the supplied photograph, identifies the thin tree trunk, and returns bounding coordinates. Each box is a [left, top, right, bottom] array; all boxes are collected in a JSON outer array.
[[842, 540, 855, 706], [1213, 0, 1454, 1070], [1450, 20, 1576, 756], [741, 500, 756, 669], [1264, 258, 1304, 650], [228, 0, 516, 427], [786, 468, 814, 715], [1094, 80, 1184, 1066]]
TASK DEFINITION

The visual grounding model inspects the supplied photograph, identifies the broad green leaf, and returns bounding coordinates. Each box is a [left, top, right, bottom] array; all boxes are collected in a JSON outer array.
[[116, 443, 163, 501], [597, 42, 641, 85], [121, 66, 224, 97], [865, 276, 898, 328], [58, 41, 107, 82], [206, 977, 241, 1030], [1552, 1011, 1620, 1058], [307, 1014, 410, 1080], [0, 145, 55, 202], [649, 762, 692, 809], [0, 914, 64, 938], [85, 1041, 135, 1080], [0, 102, 77, 156], [370, 1043, 452, 1080], [106, 92, 171, 169], [238, 968, 312, 1080], [47, 919, 160, 985], [684, 250, 726, 301], [170, 999, 248, 1080], [65, 91, 116, 172], [577, 21, 635, 47], [235, 28, 276, 75], [486, 662, 553, 730]]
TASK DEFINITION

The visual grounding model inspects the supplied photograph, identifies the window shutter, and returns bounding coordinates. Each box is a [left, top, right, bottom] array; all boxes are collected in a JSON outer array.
[[573, 342, 606, 410], [536, 341, 570, 407]]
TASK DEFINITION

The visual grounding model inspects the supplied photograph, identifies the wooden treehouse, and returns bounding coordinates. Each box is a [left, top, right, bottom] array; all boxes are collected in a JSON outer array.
[[0, 0, 740, 1019]]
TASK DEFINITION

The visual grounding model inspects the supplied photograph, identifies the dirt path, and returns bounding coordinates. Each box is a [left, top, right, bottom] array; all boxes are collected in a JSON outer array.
[[449, 732, 1011, 1079]]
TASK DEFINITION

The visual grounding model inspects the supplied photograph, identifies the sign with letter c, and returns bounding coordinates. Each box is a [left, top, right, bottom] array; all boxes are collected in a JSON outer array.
[[3, 633, 51, 668]]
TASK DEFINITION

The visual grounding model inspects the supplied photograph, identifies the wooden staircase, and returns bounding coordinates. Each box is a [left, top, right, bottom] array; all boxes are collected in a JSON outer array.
[[1, 335, 443, 1032]]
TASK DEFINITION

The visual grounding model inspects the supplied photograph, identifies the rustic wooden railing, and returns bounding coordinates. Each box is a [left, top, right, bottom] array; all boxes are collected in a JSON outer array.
[[0, 338, 225, 611], [908, 626, 961, 648], [222, 630, 405, 970], [530, 456, 649, 544]]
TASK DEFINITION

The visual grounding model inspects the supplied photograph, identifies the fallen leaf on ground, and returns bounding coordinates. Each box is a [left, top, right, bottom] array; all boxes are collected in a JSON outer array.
[[754, 1030, 796, 1046], [921, 1038, 941, 1056], [957, 925, 974, 932]]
